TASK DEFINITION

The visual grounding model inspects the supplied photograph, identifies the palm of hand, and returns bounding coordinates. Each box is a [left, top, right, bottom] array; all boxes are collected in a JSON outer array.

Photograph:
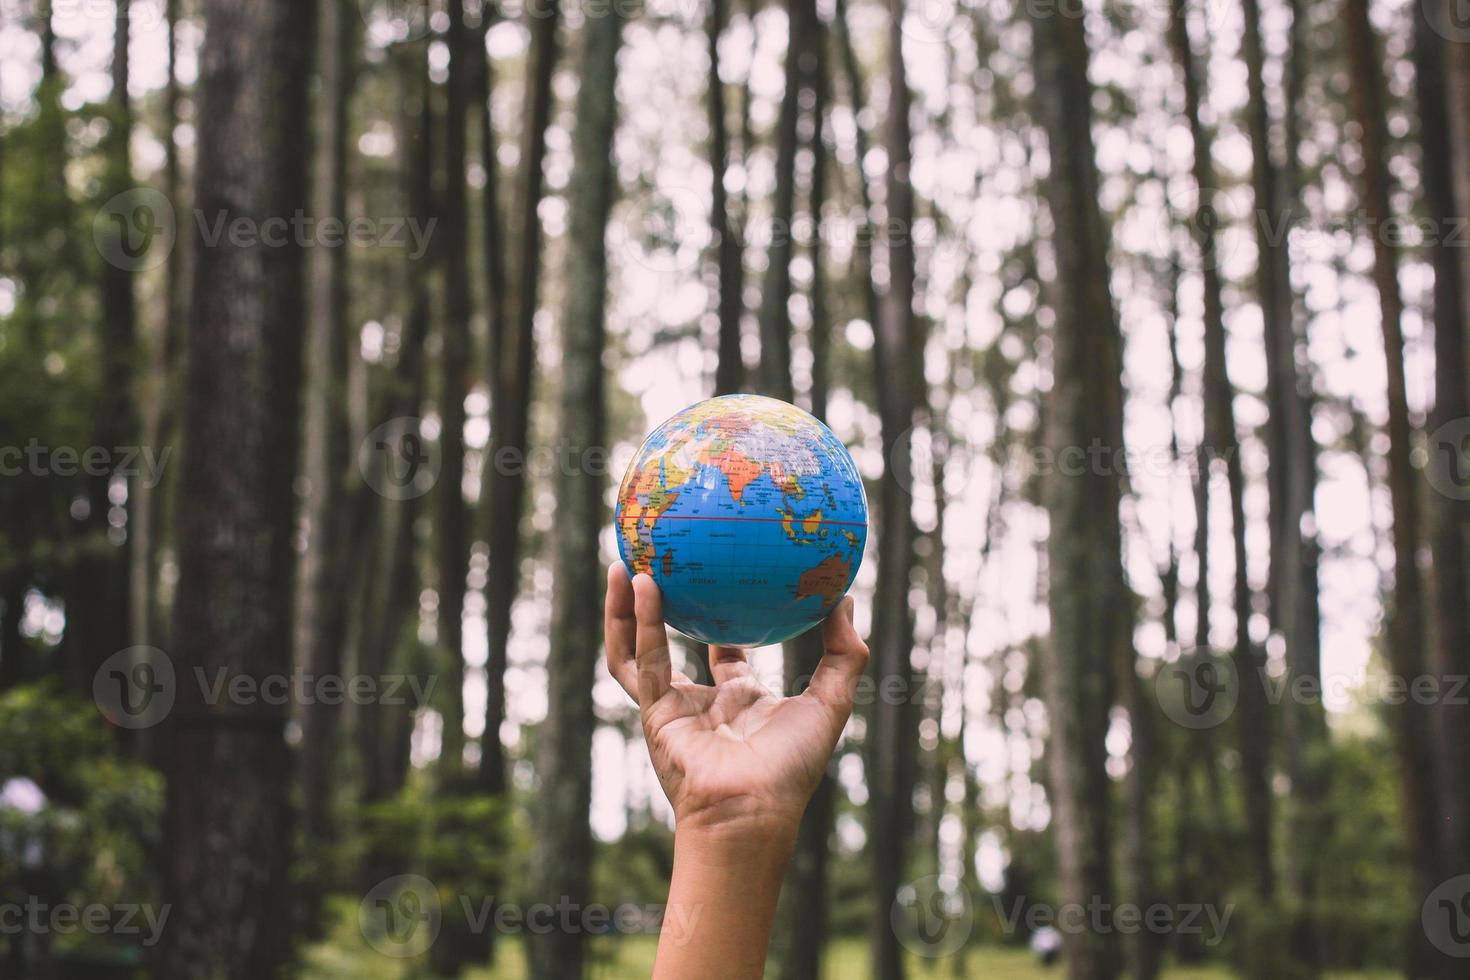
[[604, 564, 869, 833], [643, 675, 837, 828]]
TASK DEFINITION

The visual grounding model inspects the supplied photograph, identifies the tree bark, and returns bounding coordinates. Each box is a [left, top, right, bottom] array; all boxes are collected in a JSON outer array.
[[73, 0, 137, 701], [773, 33, 833, 978], [709, 0, 745, 395], [867, 4, 921, 979], [1343, 2, 1450, 974], [145, 0, 188, 654], [1025, 0, 1127, 975], [756, 0, 816, 402], [480, 0, 561, 798], [435, 0, 474, 780], [525, 7, 623, 978], [297, 0, 355, 887], [1174, 0, 1275, 907], [1413, 0, 1470, 891], [357, 45, 436, 815], [834, 0, 881, 335], [1243, 0, 1331, 957], [160, 0, 316, 975]]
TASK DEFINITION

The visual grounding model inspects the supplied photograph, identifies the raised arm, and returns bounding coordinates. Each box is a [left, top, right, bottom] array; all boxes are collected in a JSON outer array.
[[602, 563, 870, 979]]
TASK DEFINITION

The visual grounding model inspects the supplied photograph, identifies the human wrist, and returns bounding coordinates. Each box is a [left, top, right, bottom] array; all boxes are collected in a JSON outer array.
[[673, 810, 800, 871], [654, 810, 798, 980]]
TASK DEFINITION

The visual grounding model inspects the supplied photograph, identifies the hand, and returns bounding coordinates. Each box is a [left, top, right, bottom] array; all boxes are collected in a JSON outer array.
[[603, 562, 870, 836]]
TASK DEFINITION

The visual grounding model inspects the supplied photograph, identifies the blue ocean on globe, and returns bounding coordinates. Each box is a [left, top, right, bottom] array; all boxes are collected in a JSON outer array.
[[615, 394, 868, 647]]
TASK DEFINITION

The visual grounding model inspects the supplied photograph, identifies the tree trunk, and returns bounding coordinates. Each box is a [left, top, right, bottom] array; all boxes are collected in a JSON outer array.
[[357, 46, 435, 815], [709, 0, 745, 395], [868, 4, 921, 979], [1025, 0, 1127, 975], [480, 16, 508, 383], [160, 0, 316, 975], [435, 0, 474, 780], [480, 0, 561, 797], [1414, 0, 1470, 890], [74, 0, 137, 701], [133, 0, 184, 654], [1173, 0, 1275, 908], [774, 34, 833, 978], [472, 10, 510, 967], [146, 0, 188, 655], [756, 0, 816, 402], [1448, 2, 1470, 365], [1343, 2, 1449, 975], [1244, 0, 1331, 958], [834, 0, 882, 335], [297, 0, 355, 891], [525, 8, 623, 979]]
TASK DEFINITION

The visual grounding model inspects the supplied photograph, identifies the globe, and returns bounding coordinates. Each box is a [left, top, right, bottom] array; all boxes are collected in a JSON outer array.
[[615, 394, 868, 647]]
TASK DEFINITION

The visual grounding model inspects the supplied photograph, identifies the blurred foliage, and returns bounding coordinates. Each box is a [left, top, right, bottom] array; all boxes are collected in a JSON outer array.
[[0, 682, 164, 968]]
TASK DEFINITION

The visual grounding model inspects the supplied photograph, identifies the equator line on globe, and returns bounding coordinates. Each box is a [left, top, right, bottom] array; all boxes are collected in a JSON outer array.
[[615, 394, 868, 647]]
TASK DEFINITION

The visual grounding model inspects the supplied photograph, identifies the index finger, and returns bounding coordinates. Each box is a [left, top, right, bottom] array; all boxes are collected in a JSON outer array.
[[804, 597, 870, 723]]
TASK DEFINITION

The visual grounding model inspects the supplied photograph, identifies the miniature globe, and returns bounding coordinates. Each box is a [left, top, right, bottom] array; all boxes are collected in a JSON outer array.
[[615, 394, 868, 647]]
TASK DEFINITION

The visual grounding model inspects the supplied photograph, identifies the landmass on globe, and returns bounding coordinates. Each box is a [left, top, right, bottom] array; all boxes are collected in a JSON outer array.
[[615, 394, 868, 647]]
